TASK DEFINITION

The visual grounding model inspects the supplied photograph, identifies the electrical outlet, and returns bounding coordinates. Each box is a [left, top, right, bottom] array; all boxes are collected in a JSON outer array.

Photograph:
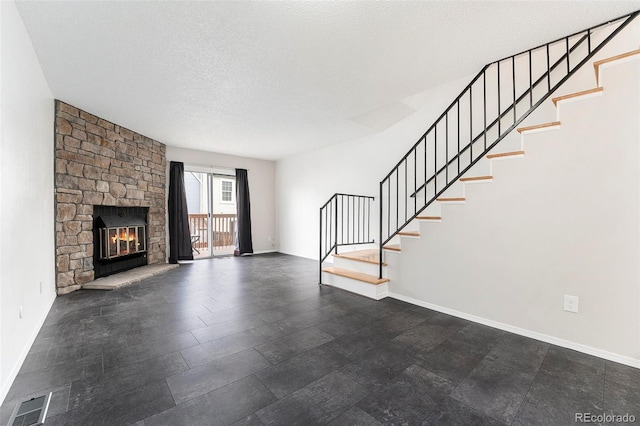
[[564, 295, 579, 313]]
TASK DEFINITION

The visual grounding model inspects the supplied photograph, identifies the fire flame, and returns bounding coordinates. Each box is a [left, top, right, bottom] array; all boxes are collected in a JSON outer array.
[[110, 229, 137, 244]]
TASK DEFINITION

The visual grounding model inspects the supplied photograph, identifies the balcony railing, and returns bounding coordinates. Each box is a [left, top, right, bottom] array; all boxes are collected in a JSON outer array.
[[188, 213, 236, 252]]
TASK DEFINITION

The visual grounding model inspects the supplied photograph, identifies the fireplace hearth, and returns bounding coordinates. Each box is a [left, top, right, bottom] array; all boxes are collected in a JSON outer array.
[[93, 206, 149, 278]]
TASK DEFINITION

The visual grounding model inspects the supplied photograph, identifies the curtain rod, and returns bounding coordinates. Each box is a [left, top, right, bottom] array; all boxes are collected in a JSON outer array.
[[183, 162, 248, 174]]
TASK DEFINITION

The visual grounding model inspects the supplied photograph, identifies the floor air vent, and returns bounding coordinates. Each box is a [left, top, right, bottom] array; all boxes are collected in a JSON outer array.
[[7, 393, 51, 426]]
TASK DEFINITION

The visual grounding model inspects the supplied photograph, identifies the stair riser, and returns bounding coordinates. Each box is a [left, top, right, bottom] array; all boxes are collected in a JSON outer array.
[[488, 152, 524, 161], [321, 273, 388, 300], [414, 180, 465, 207], [554, 89, 603, 107], [466, 157, 492, 180], [597, 54, 640, 86], [399, 234, 420, 240], [518, 124, 561, 136], [488, 132, 522, 155], [382, 246, 402, 255], [419, 203, 442, 217], [396, 221, 420, 234], [331, 257, 386, 275], [460, 176, 493, 185], [418, 220, 442, 236]]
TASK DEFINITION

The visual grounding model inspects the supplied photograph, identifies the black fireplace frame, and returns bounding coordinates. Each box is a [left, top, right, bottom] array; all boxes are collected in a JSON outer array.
[[93, 205, 149, 278]]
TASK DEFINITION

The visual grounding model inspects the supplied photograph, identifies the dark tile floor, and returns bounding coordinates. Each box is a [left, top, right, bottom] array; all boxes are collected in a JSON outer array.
[[2, 253, 639, 425]]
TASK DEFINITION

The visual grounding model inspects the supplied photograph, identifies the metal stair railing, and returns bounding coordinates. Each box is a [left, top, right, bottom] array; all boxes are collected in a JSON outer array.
[[319, 193, 375, 284]]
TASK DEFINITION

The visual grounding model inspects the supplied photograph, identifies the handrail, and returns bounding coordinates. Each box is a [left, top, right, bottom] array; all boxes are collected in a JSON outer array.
[[319, 193, 375, 284], [378, 11, 639, 278], [490, 11, 638, 65]]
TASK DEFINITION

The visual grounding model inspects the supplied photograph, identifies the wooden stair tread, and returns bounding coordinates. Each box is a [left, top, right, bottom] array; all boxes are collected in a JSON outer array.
[[383, 244, 401, 252], [397, 231, 420, 237], [594, 49, 640, 85], [437, 197, 465, 202], [486, 150, 525, 159], [593, 48, 640, 68], [517, 121, 560, 133], [416, 216, 442, 221], [552, 87, 603, 106], [460, 175, 492, 182], [333, 249, 387, 266], [322, 267, 390, 285]]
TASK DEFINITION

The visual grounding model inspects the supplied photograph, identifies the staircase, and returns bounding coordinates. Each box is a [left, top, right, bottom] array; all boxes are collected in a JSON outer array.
[[319, 11, 640, 300]]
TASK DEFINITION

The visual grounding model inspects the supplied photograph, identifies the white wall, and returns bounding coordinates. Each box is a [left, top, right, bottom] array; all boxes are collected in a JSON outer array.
[[276, 75, 472, 260], [0, 1, 56, 404], [167, 146, 276, 254]]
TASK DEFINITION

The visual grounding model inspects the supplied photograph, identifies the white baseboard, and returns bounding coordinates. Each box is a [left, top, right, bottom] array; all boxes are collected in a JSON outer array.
[[274, 249, 316, 261], [246, 250, 278, 255], [388, 292, 640, 370], [0, 293, 56, 405]]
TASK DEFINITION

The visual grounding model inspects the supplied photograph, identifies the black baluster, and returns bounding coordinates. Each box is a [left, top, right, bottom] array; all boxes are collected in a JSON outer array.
[[512, 56, 516, 123], [483, 71, 487, 150]]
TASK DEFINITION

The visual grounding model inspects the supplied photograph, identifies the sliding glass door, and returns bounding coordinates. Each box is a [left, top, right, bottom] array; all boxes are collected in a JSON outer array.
[[184, 169, 237, 259]]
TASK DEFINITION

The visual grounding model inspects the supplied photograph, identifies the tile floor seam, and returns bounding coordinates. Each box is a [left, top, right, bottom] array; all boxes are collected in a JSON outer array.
[[602, 361, 607, 413], [508, 345, 550, 426], [189, 328, 203, 345], [446, 347, 503, 422], [331, 401, 365, 425], [164, 375, 180, 408], [249, 373, 279, 408], [195, 313, 209, 327], [251, 372, 279, 403], [64, 381, 72, 413], [176, 350, 191, 372], [153, 373, 278, 425], [201, 301, 214, 314], [338, 368, 363, 389]]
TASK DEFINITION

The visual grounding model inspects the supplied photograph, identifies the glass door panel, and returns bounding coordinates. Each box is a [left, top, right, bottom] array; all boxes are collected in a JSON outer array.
[[185, 168, 237, 258], [185, 171, 211, 259], [210, 174, 237, 256]]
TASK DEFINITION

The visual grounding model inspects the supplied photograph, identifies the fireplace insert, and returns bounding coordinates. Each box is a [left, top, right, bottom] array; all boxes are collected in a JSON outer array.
[[96, 215, 147, 259], [93, 206, 149, 278]]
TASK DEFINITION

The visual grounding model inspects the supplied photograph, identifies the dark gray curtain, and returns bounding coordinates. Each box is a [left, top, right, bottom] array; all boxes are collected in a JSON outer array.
[[235, 168, 253, 256], [168, 161, 194, 263]]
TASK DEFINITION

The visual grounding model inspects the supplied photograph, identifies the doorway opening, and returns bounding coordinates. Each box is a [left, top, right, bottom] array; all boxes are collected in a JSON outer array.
[[184, 169, 237, 259]]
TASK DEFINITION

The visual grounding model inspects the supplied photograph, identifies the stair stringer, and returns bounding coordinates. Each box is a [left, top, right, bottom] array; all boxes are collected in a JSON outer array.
[[387, 54, 640, 366]]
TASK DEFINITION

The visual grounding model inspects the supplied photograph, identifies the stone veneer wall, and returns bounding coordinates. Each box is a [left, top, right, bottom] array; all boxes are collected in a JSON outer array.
[[54, 101, 166, 294]]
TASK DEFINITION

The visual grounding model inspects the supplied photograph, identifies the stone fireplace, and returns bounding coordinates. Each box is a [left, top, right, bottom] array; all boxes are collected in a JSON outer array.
[[54, 101, 167, 294]]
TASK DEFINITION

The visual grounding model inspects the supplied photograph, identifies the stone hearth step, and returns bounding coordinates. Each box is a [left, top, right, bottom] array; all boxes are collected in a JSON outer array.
[[82, 264, 179, 290]]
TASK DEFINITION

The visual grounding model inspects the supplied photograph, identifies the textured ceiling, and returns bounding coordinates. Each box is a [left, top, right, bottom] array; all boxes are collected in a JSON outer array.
[[15, 1, 640, 160]]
